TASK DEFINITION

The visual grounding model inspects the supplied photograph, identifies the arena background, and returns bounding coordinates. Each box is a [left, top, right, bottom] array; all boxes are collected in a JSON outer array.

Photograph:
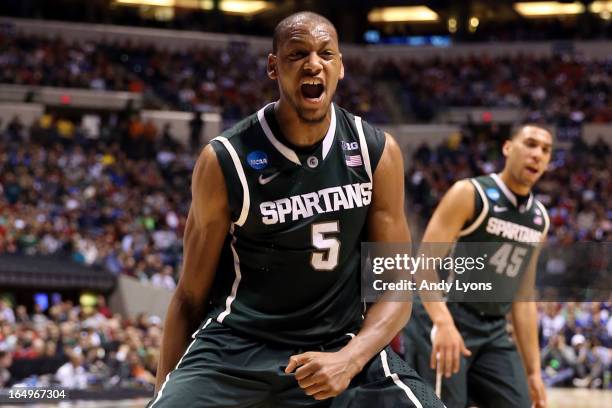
[[0, 1, 610, 407]]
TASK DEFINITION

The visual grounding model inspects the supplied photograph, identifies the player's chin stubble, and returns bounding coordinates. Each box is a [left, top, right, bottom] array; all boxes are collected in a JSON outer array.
[[297, 97, 331, 124], [280, 87, 330, 124], [297, 109, 328, 124]]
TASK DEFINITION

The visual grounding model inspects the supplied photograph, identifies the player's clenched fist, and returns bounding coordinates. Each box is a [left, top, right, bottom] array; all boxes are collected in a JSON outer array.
[[285, 351, 361, 400]]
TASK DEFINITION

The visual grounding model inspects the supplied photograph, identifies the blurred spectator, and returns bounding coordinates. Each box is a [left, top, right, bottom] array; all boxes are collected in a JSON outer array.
[[542, 334, 576, 387], [151, 265, 176, 291], [0, 350, 12, 388], [573, 336, 605, 388], [55, 352, 88, 389], [0, 300, 15, 324], [127, 350, 155, 386], [96, 296, 112, 319]]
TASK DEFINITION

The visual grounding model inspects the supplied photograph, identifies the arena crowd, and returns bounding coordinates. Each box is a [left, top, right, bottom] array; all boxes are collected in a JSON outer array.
[[3, 33, 612, 124]]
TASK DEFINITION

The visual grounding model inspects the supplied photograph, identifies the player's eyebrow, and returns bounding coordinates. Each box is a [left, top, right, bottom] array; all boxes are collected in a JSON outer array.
[[525, 136, 552, 148]]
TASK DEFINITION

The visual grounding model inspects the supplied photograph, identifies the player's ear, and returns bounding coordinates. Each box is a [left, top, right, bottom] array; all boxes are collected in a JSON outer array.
[[502, 139, 512, 158], [339, 53, 344, 80], [267, 53, 278, 80]]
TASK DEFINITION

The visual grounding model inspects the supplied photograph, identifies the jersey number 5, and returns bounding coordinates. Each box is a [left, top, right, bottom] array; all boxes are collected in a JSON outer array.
[[311, 221, 340, 271]]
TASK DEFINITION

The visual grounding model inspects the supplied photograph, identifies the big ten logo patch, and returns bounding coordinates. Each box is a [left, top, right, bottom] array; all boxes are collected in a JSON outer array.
[[341, 141, 359, 151]]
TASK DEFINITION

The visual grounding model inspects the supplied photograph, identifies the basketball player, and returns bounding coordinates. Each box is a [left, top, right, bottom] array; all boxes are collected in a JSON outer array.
[[404, 125, 552, 408], [148, 12, 443, 408]]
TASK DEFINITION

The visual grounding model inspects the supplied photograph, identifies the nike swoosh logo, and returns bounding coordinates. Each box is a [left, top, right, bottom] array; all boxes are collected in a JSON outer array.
[[493, 205, 508, 212], [258, 172, 280, 185]]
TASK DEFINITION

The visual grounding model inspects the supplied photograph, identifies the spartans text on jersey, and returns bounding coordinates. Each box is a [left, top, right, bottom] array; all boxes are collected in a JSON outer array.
[[260, 182, 372, 225], [485, 217, 543, 244]]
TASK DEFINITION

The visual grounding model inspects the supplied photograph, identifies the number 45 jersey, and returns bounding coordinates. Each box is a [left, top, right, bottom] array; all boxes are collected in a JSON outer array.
[[208, 103, 386, 347], [450, 174, 550, 317]]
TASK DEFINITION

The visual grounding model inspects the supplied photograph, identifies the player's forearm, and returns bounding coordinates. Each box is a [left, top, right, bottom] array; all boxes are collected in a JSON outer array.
[[422, 301, 455, 327], [511, 301, 541, 375], [155, 289, 206, 392], [341, 300, 412, 373]]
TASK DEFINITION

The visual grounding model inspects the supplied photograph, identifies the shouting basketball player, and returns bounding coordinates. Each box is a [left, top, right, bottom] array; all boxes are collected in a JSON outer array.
[[149, 11, 444, 408]]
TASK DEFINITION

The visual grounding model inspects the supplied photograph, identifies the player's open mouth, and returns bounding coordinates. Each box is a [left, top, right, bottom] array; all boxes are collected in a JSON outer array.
[[525, 166, 538, 174], [300, 82, 325, 103]]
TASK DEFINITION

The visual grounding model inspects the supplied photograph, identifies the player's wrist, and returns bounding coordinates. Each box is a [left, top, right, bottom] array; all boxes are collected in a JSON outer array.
[[347, 354, 364, 378], [527, 369, 542, 378], [432, 316, 455, 328], [340, 343, 368, 376]]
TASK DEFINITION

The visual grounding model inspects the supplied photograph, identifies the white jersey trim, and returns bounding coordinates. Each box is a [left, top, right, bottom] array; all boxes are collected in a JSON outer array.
[[212, 136, 250, 227], [257, 103, 301, 165], [354, 115, 373, 182], [535, 201, 550, 237], [321, 104, 337, 160], [459, 179, 490, 237], [216, 225, 242, 323], [491, 173, 534, 212], [491, 173, 517, 207], [256, 102, 337, 164], [150, 317, 213, 407], [525, 193, 534, 211], [380, 349, 423, 408]]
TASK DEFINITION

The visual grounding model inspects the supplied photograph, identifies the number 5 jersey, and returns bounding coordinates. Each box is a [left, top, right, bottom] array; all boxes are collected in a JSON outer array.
[[208, 102, 386, 347]]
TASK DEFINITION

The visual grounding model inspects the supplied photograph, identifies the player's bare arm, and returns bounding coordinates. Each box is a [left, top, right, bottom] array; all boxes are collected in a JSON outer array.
[[285, 133, 412, 400], [512, 236, 547, 408], [154, 145, 230, 392], [418, 180, 475, 378]]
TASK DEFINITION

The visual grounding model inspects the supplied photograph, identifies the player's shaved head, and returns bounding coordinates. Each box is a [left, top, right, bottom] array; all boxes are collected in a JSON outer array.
[[272, 12, 338, 53]]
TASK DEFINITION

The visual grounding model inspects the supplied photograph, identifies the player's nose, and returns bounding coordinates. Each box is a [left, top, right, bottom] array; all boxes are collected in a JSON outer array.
[[534, 147, 546, 161], [529, 146, 543, 162], [303, 52, 323, 73]]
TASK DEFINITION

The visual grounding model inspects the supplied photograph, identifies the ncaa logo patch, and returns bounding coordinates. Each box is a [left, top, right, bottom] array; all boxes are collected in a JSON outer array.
[[486, 188, 500, 201], [247, 151, 268, 170]]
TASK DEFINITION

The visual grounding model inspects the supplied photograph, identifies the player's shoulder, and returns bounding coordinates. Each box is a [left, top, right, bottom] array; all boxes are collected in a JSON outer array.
[[451, 178, 478, 195], [467, 174, 502, 199], [471, 174, 495, 186]]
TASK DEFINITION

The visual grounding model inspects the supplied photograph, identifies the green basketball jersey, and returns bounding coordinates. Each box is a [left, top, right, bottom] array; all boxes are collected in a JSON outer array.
[[450, 174, 550, 317], [208, 102, 386, 347]]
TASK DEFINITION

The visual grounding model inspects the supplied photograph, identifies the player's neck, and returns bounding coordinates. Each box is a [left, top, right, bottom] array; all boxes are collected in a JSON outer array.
[[274, 101, 332, 147], [498, 170, 531, 196]]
